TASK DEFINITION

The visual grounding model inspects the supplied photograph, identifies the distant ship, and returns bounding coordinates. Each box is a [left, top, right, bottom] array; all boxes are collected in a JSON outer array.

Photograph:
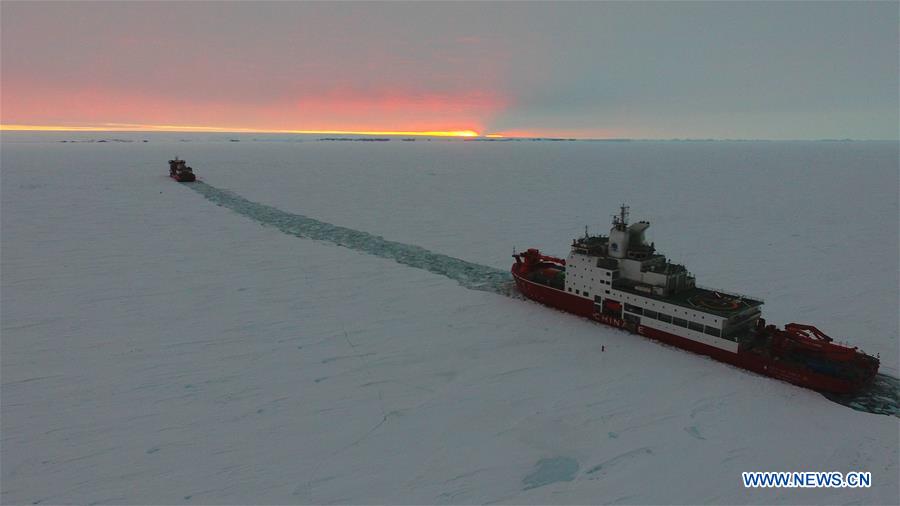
[[168, 157, 196, 182], [512, 206, 879, 393]]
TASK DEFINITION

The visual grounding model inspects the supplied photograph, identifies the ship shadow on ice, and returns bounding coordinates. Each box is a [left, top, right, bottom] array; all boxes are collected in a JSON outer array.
[[187, 182, 521, 298], [186, 181, 897, 418]]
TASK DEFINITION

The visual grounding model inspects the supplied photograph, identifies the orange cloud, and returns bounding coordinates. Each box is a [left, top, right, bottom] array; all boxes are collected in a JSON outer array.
[[1, 80, 505, 136]]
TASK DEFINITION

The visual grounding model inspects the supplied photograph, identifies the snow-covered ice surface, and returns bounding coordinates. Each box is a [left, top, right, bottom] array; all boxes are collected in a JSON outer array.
[[2, 133, 898, 505]]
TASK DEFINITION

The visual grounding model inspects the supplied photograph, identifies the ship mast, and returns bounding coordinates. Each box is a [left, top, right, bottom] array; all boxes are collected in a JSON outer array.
[[612, 204, 629, 231]]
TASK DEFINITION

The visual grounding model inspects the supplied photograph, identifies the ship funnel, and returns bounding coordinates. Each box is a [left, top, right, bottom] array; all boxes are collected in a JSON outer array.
[[628, 221, 650, 246]]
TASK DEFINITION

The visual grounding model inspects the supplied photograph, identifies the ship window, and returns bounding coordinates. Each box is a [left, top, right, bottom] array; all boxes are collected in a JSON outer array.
[[689, 322, 704, 332], [568, 288, 572, 292], [583, 291, 590, 298], [575, 289, 580, 295], [704, 326, 721, 337], [624, 303, 642, 315], [644, 310, 658, 319], [673, 317, 688, 328], [594, 295, 602, 303], [624, 313, 640, 324], [657, 313, 672, 323], [605, 290, 610, 294]]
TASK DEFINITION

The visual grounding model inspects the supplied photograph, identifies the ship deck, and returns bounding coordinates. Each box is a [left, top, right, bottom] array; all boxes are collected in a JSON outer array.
[[613, 280, 764, 317]]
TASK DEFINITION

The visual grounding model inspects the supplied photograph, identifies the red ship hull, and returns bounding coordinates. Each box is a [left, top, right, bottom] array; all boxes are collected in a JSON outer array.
[[170, 173, 196, 182], [512, 263, 874, 394]]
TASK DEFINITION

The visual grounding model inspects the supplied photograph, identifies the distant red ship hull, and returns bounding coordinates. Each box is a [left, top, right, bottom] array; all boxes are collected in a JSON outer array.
[[169, 173, 196, 182], [168, 157, 196, 182]]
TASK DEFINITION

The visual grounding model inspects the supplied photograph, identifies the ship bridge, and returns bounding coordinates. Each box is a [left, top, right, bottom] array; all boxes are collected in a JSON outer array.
[[563, 206, 766, 344]]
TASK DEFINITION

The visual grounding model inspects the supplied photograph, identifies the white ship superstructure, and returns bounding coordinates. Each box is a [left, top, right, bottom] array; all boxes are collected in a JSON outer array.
[[563, 206, 762, 353]]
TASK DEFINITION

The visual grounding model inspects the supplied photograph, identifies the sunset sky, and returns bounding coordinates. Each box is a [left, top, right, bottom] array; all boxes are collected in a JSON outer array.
[[2, 1, 897, 139]]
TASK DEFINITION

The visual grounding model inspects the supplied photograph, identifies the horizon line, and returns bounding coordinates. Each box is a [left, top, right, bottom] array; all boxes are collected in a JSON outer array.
[[0, 124, 894, 142]]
